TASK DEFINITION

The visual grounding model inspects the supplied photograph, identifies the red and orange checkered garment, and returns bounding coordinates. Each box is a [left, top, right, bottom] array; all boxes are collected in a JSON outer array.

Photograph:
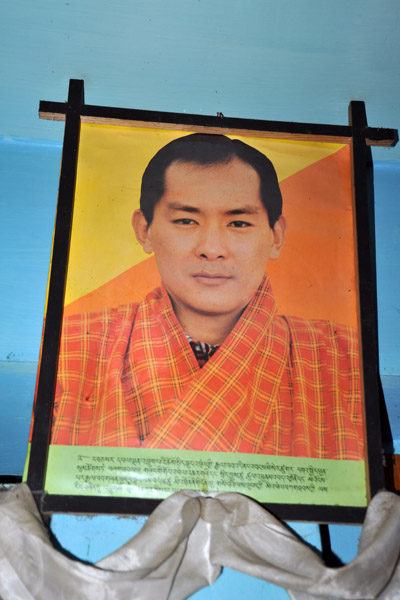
[[52, 276, 364, 459]]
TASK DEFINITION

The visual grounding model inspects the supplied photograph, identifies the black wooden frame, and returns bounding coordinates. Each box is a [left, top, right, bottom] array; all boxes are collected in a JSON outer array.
[[27, 79, 398, 523]]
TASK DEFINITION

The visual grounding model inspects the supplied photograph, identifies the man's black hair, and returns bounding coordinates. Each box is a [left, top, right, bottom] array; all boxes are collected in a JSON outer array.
[[140, 133, 282, 228]]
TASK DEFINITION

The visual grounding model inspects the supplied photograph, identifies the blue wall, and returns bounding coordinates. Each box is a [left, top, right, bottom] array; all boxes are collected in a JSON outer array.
[[2, 1, 400, 161], [2, 1, 400, 597]]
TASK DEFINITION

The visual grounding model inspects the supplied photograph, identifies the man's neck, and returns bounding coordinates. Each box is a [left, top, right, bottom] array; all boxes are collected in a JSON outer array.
[[173, 307, 244, 346]]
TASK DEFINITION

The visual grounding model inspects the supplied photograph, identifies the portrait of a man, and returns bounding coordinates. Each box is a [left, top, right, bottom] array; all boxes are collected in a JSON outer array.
[[50, 132, 364, 461]]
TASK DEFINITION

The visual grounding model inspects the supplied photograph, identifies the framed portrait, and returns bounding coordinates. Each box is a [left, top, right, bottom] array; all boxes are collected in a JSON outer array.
[[26, 79, 398, 522]]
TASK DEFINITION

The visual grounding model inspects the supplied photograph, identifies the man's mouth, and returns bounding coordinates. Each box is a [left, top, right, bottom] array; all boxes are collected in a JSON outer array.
[[192, 272, 232, 286]]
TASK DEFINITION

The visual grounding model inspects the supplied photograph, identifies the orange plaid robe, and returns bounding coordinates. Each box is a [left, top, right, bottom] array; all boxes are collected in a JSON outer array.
[[52, 276, 364, 459]]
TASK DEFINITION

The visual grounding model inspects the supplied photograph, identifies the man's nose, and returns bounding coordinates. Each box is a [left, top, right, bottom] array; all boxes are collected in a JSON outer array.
[[195, 225, 227, 260]]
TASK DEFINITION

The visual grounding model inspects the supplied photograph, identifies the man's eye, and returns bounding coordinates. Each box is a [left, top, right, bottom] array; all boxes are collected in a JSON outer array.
[[229, 220, 252, 228], [173, 218, 196, 225]]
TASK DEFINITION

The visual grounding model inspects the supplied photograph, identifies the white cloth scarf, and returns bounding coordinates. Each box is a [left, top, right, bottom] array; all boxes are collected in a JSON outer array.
[[0, 484, 399, 599]]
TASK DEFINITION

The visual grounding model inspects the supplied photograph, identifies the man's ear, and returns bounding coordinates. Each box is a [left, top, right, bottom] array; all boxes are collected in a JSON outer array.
[[269, 215, 287, 260], [132, 210, 154, 254]]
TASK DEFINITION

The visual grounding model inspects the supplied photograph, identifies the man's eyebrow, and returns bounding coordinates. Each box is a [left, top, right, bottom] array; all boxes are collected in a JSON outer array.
[[226, 206, 261, 215], [166, 202, 261, 215], [166, 202, 200, 213]]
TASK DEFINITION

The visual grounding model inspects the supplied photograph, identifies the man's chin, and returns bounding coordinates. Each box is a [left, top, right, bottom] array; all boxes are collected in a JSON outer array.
[[186, 299, 247, 319]]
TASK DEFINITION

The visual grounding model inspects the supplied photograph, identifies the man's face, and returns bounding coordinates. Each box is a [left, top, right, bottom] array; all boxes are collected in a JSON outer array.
[[133, 157, 286, 329]]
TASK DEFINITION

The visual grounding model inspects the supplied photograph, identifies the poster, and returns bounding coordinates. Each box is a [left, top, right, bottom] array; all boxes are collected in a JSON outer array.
[[36, 123, 367, 508]]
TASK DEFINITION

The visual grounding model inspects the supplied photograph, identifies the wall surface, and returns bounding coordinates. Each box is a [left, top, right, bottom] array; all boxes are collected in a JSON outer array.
[[1, 1, 400, 160], [1, 1, 400, 598]]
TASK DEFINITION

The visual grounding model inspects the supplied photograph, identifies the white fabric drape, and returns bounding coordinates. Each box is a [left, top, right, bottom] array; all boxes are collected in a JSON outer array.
[[0, 484, 399, 599]]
